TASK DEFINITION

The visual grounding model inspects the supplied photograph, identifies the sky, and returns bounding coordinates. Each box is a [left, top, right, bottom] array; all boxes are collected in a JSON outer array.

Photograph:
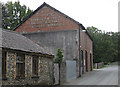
[[0, 0, 119, 32]]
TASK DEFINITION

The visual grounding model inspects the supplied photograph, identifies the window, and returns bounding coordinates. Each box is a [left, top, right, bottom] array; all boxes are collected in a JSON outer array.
[[90, 53, 92, 71], [81, 50, 84, 73], [32, 55, 38, 76], [16, 53, 25, 78], [85, 51, 88, 72], [2, 51, 7, 80]]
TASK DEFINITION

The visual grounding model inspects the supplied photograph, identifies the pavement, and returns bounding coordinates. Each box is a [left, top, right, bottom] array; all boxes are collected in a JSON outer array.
[[62, 62, 118, 85]]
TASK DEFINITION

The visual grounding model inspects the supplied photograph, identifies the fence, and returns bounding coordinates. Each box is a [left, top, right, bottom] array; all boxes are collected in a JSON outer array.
[[94, 62, 104, 69]]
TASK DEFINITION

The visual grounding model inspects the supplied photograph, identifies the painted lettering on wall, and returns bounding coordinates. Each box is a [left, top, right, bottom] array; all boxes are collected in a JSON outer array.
[[31, 7, 64, 28]]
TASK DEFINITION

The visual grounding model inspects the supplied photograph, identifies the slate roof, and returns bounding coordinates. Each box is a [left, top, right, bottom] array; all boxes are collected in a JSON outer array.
[[13, 2, 93, 41], [2, 29, 53, 55]]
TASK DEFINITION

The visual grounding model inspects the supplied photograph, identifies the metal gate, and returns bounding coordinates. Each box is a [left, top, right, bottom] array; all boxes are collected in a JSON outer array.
[[66, 60, 76, 81]]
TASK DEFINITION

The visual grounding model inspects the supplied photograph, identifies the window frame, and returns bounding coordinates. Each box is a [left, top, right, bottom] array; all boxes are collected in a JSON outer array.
[[85, 51, 88, 72], [16, 53, 25, 79], [2, 51, 7, 80], [32, 55, 39, 77]]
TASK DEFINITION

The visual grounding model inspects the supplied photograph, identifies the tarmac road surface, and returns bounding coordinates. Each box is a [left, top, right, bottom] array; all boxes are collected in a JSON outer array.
[[63, 62, 118, 85]]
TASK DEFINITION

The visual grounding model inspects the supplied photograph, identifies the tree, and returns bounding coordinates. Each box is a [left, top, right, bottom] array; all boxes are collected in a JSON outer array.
[[0, 3, 2, 28], [54, 48, 63, 84], [87, 26, 118, 64], [117, 32, 120, 61], [2, 1, 33, 30], [54, 48, 63, 66]]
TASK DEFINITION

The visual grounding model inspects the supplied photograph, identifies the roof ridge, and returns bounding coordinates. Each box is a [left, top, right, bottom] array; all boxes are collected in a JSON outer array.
[[12, 2, 93, 41], [13, 2, 82, 31], [3, 29, 20, 34]]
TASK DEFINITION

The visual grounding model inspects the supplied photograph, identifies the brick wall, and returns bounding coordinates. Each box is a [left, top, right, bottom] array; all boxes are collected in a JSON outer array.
[[81, 32, 93, 72], [15, 6, 79, 33]]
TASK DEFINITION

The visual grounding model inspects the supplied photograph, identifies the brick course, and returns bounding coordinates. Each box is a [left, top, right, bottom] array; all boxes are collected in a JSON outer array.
[[15, 6, 79, 33]]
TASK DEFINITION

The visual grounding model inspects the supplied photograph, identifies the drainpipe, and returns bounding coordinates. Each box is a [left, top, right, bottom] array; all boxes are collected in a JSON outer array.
[[78, 25, 81, 77]]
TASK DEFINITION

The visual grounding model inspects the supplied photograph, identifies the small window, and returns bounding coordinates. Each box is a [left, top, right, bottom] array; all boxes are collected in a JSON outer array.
[[32, 55, 38, 76], [2, 51, 7, 80], [81, 50, 84, 73], [16, 53, 25, 78], [85, 51, 88, 72], [90, 53, 92, 71]]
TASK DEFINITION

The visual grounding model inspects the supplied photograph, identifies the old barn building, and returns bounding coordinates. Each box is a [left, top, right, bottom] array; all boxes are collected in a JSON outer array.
[[2, 29, 54, 86], [13, 2, 93, 84]]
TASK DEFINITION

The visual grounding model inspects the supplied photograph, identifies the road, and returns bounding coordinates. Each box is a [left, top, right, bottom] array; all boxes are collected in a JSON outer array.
[[63, 62, 118, 85]]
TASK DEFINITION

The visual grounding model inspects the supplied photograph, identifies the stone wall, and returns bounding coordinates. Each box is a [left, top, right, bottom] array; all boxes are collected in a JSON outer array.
[[38, 57, 54, 85], [54, 63, 59, 85], [2, 50, 54, 86], [6, 52, 16, 80], [94, 62, 104, 69]]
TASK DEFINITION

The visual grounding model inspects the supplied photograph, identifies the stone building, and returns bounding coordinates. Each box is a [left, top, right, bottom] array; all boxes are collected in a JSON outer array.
[[1, 29, 54, 86], [13, 2, 93, 84]]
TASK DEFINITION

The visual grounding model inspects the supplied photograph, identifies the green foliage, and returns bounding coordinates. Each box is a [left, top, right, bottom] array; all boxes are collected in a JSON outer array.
[[54, 48, 63, 66], [54, 48, 63, 84], [87, 26, 118, 64], [118, 32, 120, 61], [2, 1, 33, 30]]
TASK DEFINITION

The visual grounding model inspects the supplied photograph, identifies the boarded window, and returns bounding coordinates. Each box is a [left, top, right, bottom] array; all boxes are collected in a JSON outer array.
[[81, 50, 84, 73], [16, 53, 25, 78], [2, 51, 7, 79], [85, 51, 88, 72], [32, 55, 38, 76], [90, 53, 92, 71]]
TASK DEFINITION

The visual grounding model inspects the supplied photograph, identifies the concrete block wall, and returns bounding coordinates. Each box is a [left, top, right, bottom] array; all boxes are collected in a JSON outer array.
[[23, 30, 79, 83], [23, 29, 93, 83]]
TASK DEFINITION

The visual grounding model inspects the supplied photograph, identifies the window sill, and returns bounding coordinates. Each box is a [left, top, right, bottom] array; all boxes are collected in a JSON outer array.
[[2, 77, 7, 80], [32, 76, 39, 79], [15, 76, 25, 80]]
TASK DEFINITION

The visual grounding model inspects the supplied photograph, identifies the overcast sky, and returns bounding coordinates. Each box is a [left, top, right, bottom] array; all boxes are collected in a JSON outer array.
[[1, 0, 119, 32]]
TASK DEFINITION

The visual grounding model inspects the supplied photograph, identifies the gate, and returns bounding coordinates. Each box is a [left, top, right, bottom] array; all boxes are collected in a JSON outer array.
[[66, 60, 76, 81]]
